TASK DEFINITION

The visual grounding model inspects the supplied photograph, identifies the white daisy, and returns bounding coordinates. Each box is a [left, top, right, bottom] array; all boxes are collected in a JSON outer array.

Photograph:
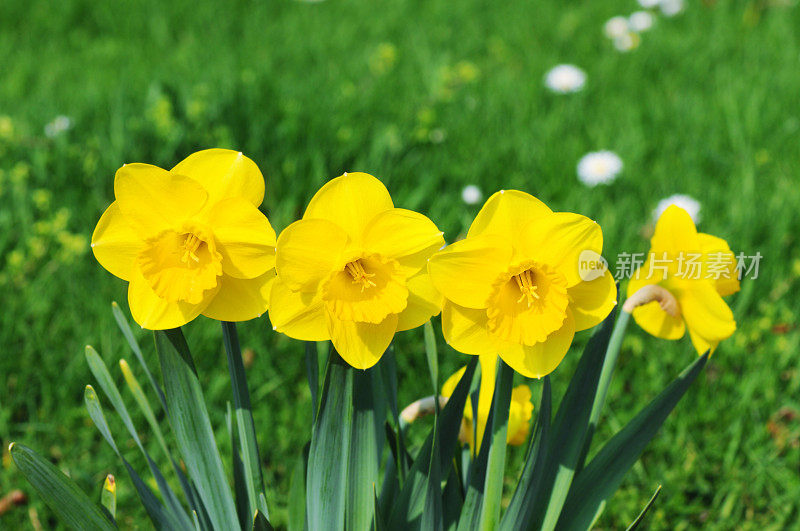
[[660, 0, 685, 17], [637, 0, 661, 8], [576, 151, 623, 186], [461, 185, 483, 205], [629, 11, 655, 32], [44, 115, 72, 138], [544, 64, 587, 94], [654, 194, 702, 223], [613, 32, 640, 52], [604, 16, 630, 39]]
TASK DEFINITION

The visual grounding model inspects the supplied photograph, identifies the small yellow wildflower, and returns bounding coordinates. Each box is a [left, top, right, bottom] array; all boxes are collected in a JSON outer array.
[[91, 149, 276, 329], [428, 190, 617, 378], [269, 172, 444, 369], [441, 354, 533, 453], [627, 205, 738, 354]]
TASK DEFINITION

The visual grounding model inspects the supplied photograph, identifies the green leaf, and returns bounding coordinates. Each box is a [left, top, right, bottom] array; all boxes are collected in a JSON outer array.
[[288, 443, 309, 531], [222, 321, 269, 520], [346, 367, 382, 530], [227, 402, 251, 530], [155, 328, 239, 530], [388, 357, 478, 528], [556, 353, 708, 530], [101, 475, 117, 520], [307, 349, 353, 530], [478, 359, 514, 530], [527, 307, 618, 531], [626, 485, 662, 531], [442, 459, 464, 531], [10, 443, 117, 530], [423, 321, 439, 400], [500, 377, 551, 530], [253, 509, 274, 530], [305, 341, 320, 423]]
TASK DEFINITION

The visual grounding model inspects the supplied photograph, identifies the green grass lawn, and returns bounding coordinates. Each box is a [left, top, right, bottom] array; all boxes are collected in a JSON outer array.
[[2, 0, 800, 528]]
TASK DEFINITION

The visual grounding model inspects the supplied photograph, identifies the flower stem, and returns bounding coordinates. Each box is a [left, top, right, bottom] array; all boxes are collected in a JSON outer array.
[[587, 308, 631, 431]]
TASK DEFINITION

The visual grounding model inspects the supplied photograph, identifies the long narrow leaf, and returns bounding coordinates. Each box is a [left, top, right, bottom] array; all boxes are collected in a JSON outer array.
[[222, 321, 269, 519], [288, 443, 309, 531], [307, 349, 353, 530], [10, 443, 117, 530], [556, 354, 708, 530], [155, 329, 240, 530], [347, 367, 381, 529], [626, 485, 662, 531]]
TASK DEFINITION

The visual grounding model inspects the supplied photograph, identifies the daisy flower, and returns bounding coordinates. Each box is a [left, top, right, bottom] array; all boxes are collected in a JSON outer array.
[[462, 184, 483, 205], [544, 64, 587, 94], [576, 151, 623, 186], [660, 0, 685, 17], [629, 11, 655, 32]]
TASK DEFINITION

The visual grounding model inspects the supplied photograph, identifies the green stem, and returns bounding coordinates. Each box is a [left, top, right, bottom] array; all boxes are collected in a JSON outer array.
[[588, 309, 631, 431]]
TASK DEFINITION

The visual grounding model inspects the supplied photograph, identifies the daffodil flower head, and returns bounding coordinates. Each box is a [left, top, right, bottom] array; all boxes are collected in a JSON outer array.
[[627, 205, 739, 354], [441, 354, 534, 454], [91, 149, 277, 329], [428, 190, 617, 378], [269, 172, 445, 369]]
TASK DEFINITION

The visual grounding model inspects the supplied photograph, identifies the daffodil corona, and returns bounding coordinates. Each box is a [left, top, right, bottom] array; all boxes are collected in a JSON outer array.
[[91, 149, 276, 329], [627, 205, 738, 354], [269, 172, 445, 369], [428, 190, 617, 378]]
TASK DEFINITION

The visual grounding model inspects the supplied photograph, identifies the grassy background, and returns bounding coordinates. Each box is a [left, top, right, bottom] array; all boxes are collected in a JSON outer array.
[[2, 0, 799, 528]]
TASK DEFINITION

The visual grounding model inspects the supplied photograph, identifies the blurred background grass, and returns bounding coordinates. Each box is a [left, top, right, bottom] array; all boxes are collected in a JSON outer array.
[[1, 0, 799, 528]]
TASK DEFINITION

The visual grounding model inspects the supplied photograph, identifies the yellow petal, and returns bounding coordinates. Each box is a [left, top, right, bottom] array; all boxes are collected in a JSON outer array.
[[428, 234, 513, 309], [128, 266, 213, 330], [327, 312, 398, 369], [201, 270, 275, 322], [114, 163, 208, 237], [171, 149, 265, 207], [268, 277, 328, 341], [363, 208, 444, 277], [323, 256, 408, 324], [680, 282, 736, 343], [651, 205, 699, 256], [698, 233, 740, 297], [441, 365, 468, 398], [686, 326, 719, 356], [441, 301, 498, 356], [568, 270, 617, 331], [275, 218, 349, 292], [91, 201, 142, 281], [499, 310, 576, 378], [518, 212, 603, 287], [507, 385, 534, 446], [467, 190, 552, 238], [396, 272, 443, 332], [471, 353, 498, 451], [209, 197, 276, 279], [631, 301, 685, 340], [303, 172, 394, 244]]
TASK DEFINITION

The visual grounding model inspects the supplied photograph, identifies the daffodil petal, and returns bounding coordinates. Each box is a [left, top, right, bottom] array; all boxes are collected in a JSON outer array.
[[268, 277, 328, 341], [303, 172, 394, 244], [507, 385, 533, 446], [568, 270, 617, 331], [114, 163, 208, 237], [428, 234, 513, 309], [201, 270, 275, 322], [698, 233, 740, 297], [519, 212, 602, 287], [631, 301, 685, 340], [327, 312, 397, 370], [651, 204, 699, 256], [467, 190, 552, 238], [681, 281, 736, 342], [441, 301, 498, 356], [171, 149, 265, 207], [499, 310, 576, 378], [441, 365, 468, 398], [396, 272, 443, 332], [275, 218, 349, 292], [91, 201, 142, 281], [128, 266, 213, 330], [686, 326, 719, 356], [209, 197, 276, 279], [363, 208, 444, 277]]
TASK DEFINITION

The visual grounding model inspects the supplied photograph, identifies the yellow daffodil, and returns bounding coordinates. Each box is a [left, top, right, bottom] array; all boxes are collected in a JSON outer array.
[[91, 149, 276, 329], [269, 172, 444, 369], [428, 190, 617, 378], [627, 205, 738, 354], [441, 354, 533, 453]]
